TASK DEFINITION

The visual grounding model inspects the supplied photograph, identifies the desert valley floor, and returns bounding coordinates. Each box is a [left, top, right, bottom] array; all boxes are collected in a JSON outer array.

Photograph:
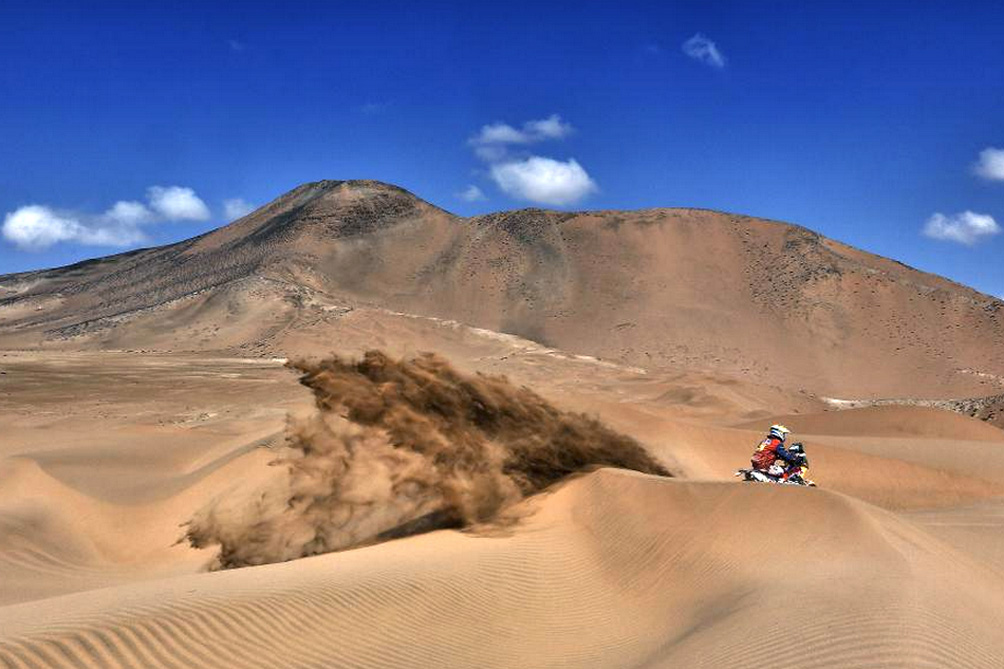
[[2, 323, 1004, 667]]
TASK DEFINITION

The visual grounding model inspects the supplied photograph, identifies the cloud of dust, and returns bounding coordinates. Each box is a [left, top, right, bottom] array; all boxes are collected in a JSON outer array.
[[186, 350, 670, 569]]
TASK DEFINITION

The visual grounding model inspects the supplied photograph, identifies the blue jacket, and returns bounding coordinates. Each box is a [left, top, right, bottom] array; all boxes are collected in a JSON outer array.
[[774, 441, 799, 463]]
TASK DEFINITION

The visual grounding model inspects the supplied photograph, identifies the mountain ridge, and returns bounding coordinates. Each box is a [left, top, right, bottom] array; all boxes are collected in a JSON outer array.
[[1, 179, 1002, 400], [2, 179, 994, 302]]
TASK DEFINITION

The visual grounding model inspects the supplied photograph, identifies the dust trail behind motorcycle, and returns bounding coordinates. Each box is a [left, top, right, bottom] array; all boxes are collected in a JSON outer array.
[[185, 350, 670, 569]]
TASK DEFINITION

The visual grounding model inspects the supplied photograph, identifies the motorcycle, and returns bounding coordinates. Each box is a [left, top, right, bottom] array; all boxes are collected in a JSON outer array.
[[735, 446, 816, 487], [734, 467, 816, 486]]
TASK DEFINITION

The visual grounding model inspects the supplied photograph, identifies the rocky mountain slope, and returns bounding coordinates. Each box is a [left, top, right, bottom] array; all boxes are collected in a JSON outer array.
[[2, 179, 1002, 399]]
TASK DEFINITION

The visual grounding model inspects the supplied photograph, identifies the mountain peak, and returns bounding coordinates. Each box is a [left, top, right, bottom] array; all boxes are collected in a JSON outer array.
[[281, 179, 423, 204], [207, 179, 437, 247]]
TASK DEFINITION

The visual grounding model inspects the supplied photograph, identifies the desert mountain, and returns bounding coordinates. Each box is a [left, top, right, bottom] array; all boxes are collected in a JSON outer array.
[[1, 179, 1003, 399]]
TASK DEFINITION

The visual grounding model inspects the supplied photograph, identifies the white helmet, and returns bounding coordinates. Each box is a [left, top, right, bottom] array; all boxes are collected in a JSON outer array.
[[768, 424, 790, 441]]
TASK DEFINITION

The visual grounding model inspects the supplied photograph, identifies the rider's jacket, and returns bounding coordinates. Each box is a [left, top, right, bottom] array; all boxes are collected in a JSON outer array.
[[751, 436, 798, 471]]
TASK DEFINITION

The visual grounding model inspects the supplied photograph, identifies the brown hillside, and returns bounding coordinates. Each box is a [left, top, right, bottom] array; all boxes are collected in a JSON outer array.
[[1, 179, 1002, 399]]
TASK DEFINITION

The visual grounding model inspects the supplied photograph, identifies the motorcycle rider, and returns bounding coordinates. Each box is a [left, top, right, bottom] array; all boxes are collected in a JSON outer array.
[[750, 424, 800, 476]]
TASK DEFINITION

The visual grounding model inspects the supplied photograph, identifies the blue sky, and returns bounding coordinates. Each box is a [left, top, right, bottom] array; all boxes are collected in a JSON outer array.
[[1, 1, 1002, 296]]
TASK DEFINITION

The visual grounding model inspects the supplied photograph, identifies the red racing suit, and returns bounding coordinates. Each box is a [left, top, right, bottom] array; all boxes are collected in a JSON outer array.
[[750, 436, 798, 472]]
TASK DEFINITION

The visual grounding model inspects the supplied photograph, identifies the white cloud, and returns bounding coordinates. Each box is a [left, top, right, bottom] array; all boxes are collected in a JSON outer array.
[[2, 205, 147, 250], [489, 156, 597, 207], [103, 200, 154, 226], [469, 114, 574, 151], [682, 33, 726, 69], [147, 186, 211, 221], [3, 185, 213, 250], [457, 185, 487, 202], [224, 198, 255, 220], [473, 144, 510, 163], [923, 211, 1000, 245], [468, 115, 598, 206], [3, 206, 85, 250], [472, 122, 533, 146], [229, 39, 245, 52], [523, 115, 574, 141], [974, 147, 1004, 181]]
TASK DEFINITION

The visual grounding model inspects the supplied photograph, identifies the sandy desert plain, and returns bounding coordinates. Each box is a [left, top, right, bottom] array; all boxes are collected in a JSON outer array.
[[1, 180, 1004, 668]]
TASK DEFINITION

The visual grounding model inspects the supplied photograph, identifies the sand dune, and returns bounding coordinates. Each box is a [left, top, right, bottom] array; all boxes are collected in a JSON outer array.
[[2, 469, 1003, 668], [0, 430, 286, 606], [1, 345, 1002, 667], [186, 350, 668, 569], [0, 353, 305, 605], [737, 404, 1004, 441]]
